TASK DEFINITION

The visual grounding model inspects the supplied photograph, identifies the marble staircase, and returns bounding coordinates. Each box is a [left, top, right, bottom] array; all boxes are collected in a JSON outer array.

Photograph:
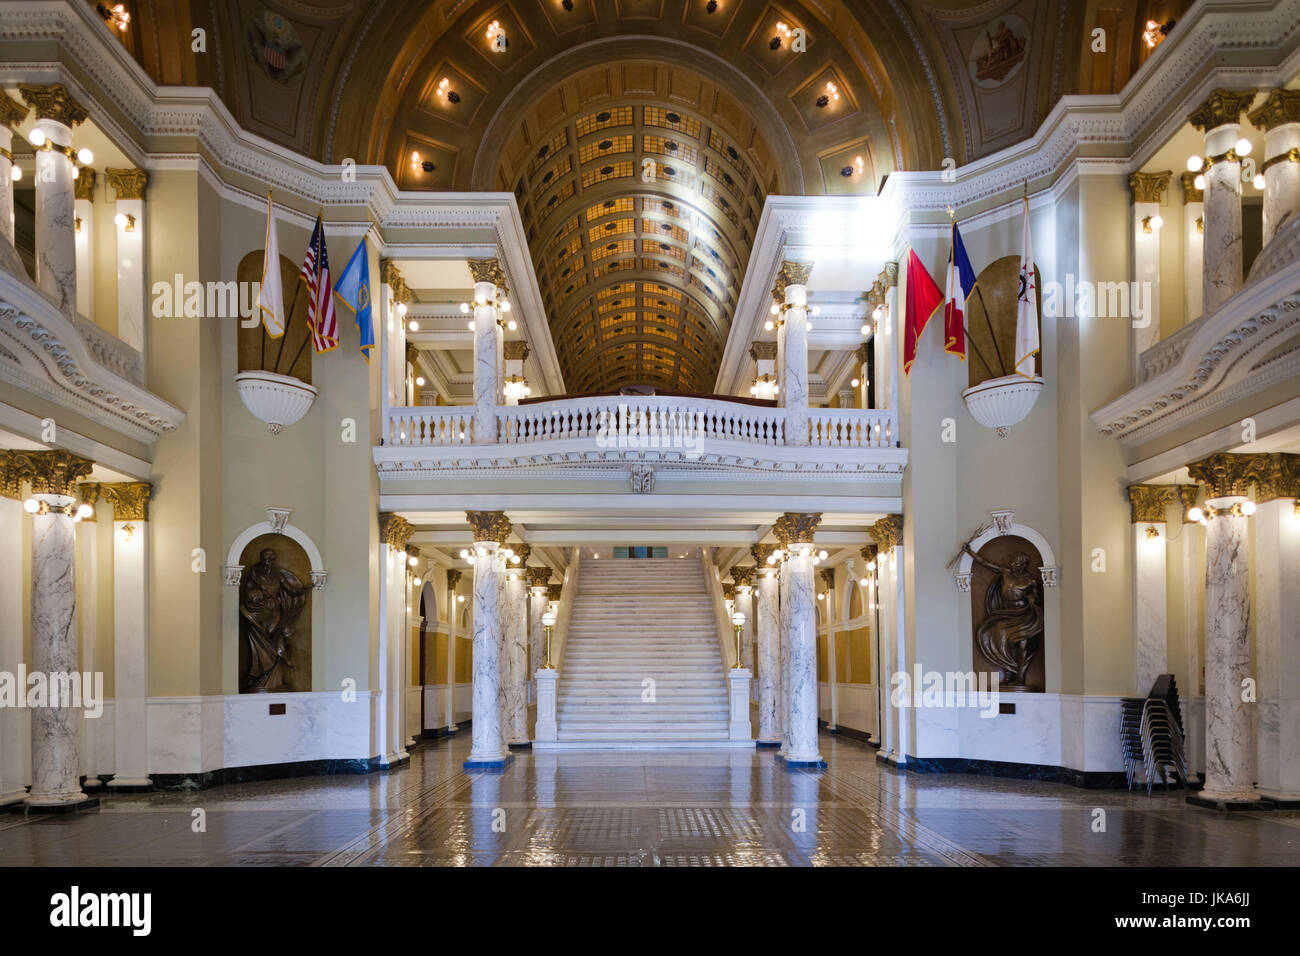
[[550, 558, 744, 749]]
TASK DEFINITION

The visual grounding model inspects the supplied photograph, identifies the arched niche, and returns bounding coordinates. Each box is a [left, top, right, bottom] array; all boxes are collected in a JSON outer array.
[[966, 255, 1042, 387], [236, 250, 314, 383], [237, 534, 313, 693]]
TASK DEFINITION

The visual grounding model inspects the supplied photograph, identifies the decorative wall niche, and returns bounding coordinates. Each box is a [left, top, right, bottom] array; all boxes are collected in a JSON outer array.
[[237, 533, 313, 693], [968, 534, 1045, 693]]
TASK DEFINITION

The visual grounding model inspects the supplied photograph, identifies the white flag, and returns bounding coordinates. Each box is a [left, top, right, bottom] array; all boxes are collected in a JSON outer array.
[[1014, 196, 1039, 378], [258, 192, 285, 337]]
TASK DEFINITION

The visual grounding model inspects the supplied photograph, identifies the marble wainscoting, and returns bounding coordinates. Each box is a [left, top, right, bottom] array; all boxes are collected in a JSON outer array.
[[818, 683, 878, 742], [420, 683, 472, 733], [143, 691, 377, 789]]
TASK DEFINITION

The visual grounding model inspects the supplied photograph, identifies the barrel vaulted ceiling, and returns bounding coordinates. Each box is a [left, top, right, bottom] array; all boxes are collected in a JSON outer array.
[[109, 0, 1178, 389]]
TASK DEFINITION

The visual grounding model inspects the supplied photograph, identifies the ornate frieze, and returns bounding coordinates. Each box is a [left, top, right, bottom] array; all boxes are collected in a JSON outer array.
[[17, 450, 93, 497], [870, 514, 903, 551], [465, 509, 510, 544], [527, 565, 551, 589], [1180, 170, 1204, 203], [467, 257, 508, 294], [1127, 483, 1178, 523], [0, 92, 28, 128], [104, 167, 148, 200], [1129, 170, 1171, 204], [749, 341, 777, 362], [1248, 88, 1300, 132], [98, 481, 153, 521], [774, 511, 822, 547], [1187, 452, 1273, 500], [504, 340, 530, 361], [18, 83, 88, 127], [378, 512, 414, 549], [73, 168, 95, 201], [1188, 89, 1258, 132]]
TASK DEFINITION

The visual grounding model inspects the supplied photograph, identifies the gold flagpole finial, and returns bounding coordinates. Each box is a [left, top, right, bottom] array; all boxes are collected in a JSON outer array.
[[946, 204, 955, 222]]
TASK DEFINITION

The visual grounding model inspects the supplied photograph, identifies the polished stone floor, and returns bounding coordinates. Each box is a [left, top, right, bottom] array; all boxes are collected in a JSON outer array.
[[1, 731, 1296, 866]]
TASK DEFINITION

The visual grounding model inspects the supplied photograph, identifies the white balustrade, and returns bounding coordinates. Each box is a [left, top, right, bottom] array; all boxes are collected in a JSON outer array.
[[809, 408, 896, 448]]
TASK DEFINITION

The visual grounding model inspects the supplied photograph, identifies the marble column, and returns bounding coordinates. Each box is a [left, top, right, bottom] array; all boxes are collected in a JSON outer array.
[[0, 454, 28, 805], [377, 514, 413, 769], [753, 545, 781, 746], [100, 482, 153, 789], [528, 567, 551, 676], [503, 549, 529, 746], [106, 168, 149, 352], [821, 567, 838, 731], [1128, 485, 1175, 696], [1249, 90, 1300, 244], [0, 92, 29, 246], [465, 511, 509, 768], [20, 84, 89, 317], [1187, 454, 1259, 805], [469, 259, 505, 444], [855, 343, 871, 410], [21, 450, 94, 809], [1180, 173, 1204, 323], [778, 547, 792, 757], [445, 569, 461, 732], [1252, 455, 1300, 803], [732, 567, 755, 673], [404, 547, 420, 751], [776, 513, 824, 767], [882, 263, 899, 413], [871, 516, 904, 763], [73, 170, 94, 320], [775, 261, 813, 446], [1129, 172, 1170, 361], [1189, 90, 1257, 314], [749, 341, 777, 400]]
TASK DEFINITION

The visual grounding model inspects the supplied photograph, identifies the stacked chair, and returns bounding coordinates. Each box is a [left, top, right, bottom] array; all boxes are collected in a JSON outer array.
[[1119, 674, 1188, 794]]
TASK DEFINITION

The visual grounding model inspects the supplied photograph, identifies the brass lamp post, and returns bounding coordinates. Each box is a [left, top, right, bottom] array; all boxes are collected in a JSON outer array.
[[731, 610, 745, 668], [541, 609, 557, 669]]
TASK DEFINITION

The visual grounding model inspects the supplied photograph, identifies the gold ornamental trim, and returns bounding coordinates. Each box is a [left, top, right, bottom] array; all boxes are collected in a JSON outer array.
[[773, 511, 822, 548], [18, 83, 89, 128], [0, 450, 26, 499], [73, 168, 95, 201], [1248, 88, 1300, 132], [0, 92, 28, 129], [446, 568, 462, 590], [1175, 485, 1200, 523], [1252, 452, 1300, 503], [870, 514, 903, 552], [467, 257, 508, 293], [860, 544, 879, 565], [1186, 452, 1271, 500], [504, 340, 530, 362], [1188, 89, 1258, 132], [405, 342, 419, 366], [749, 341, 777, 363], [98, 481, 153, 521], [1127, 484, 1178, 524], [378, 512, 414, 549], [751, 542, 777, 567], [819, 567, 835, 590], [105, 167, 148, 200], [731, 565, 755, 588], [1129, 170, 1171, 204], [771, 259, 814, 302], [722, 582, 735, 600], [380, 259, 413, 304], [527, 565, 552, 588], [1180, 170, 1204, 203], [465, 509, 510, 544], [547, 583, 563, 602], [515, 542, 531, 564], [16, 450, 94, 497]]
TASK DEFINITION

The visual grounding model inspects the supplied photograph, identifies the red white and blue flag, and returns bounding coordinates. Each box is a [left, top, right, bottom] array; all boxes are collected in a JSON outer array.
[[299, 215, 338, 353], [943, 221, 976, 361]]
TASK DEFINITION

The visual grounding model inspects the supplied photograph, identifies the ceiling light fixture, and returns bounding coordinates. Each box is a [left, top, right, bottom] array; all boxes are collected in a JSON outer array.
[[817, 82, 840, 109], [486, 20, 508, 52], [437, 78, 460, 105], [771, 21, 791, 50], [97, 3, 130, 32]]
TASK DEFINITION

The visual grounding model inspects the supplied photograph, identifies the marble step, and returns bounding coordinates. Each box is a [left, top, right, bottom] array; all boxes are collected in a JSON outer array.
[[554, 729, 731, 741]]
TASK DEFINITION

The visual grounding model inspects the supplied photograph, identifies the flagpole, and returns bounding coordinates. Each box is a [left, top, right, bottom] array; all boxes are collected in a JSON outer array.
[[947, 207, 999, 378]]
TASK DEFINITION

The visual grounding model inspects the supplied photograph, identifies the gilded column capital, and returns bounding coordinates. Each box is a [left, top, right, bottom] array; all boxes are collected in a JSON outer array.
[[504, 340, 530, 362], [406, 544, 421, 561], [870, 514, 903, 551], [379, 259, 413, 304], [105, 167, 149, 200], [77, 481, 99, 521], [749, 341, 777, 363], [1129, 170, 1171, 204], [446, 568, 462, 590], [467, 257, 508, 294], [0, 92, 29, 129], [405, 342, 419, 366], [881, 261, 898, 288], [547, 583, 563, 602], [1176, 485, 1200, 523], [731, 565, 755, 588], [16, 450, 94, 497], [1252, 453, 1300, 503], [74, 168, 95, 201], [722, 582, 735, 601], [854, 343, 871, 364], [1180, 170, 1204, 203], [751, 542, 777, 567], [515, 542, 531, 564], [527, 565, 552, 589], [1188, 89, 1257, 132], [860, 544, 879, 566], [1248, 88, 1300, 132], [1127, 483, 1178, 524], [466, 509, 510, 544], [18, 83, 89, 128], [98, 481, 153, 521], [378, 512, 414, 549], [819, 567, 835, 590], [1186, 452, 1271, 500], [0, 450, 28, 499], [773, 511, 822, 547], [772, 260, 814, 301]]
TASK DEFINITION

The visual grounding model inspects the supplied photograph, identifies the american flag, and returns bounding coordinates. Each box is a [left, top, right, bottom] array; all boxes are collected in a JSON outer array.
[[299, 216, 338, 353]]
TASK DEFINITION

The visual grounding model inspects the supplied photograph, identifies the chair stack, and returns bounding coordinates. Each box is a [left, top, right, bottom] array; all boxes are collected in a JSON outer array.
[[1119, 674, 1188, 794]]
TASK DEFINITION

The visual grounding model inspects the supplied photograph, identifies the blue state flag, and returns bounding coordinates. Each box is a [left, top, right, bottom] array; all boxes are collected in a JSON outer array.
[[334, 237, 374, 361]]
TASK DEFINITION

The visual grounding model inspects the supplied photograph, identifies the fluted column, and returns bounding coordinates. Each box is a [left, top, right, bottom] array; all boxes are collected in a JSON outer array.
[[752, 544, 781, 746], [0, 93, 28, 246], [1249, 90, 1300, 244], [503, 543, 529, 746], [106, 168, 149, 352], [100, 482, 153, 789], [20, 84, 89, 317], [1180, 173, 1205, 323], [1129, 172, 1170, 360], [445, 569, 461, 732], [1251, 454, 1300, 804], [465, 510, 511, 767], [469, 258, 506, 443], [775, 513, 823, 767], [21, 450, 94, 809], [377, 513, 413, 768], [527, 566, 551, 676], [1128, 485, 1176, 696], [774, 261, 813, 445], [1186, 454, 1261, 806], [0, 454, 28, 805], [1189, 90, 1257, 313]]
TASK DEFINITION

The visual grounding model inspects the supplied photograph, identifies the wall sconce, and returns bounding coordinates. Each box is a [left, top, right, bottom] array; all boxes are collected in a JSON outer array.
[[1195, 215, 1204, 234], [750, 373, 778, 398], [436, 78, 460, 104], [817, 82, 840, 109], [503, 375, 532, 400], [1143, 19, 1175, 49], [97, 3, 130, 32], [114, 212, 136, 232], [770, 22, 791, 50], [486, 20, 508, 51]]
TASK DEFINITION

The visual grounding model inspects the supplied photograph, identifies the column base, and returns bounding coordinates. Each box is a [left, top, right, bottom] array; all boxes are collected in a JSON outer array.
[[106, 777, 154, 792], [463, 753, 515, 771], [779, 753, 827, 770], [20, 795, 99, 813], [1186, 791, 1271, 811], [756, 739, 781, 749], [377, 752, 410, 771]]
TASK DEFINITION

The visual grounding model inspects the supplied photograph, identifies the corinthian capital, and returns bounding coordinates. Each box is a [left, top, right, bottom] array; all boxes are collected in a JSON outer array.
[[527, 565, 552, 589], [18, 83, 89, 128], [378, 512, 414, 549], [1126, 484, 1177, 524], [99, 481, 154, 521], [1128, 171, 1171, 204], [105, 167, 149, 200], [773, 511, 822, 547], [870, 514, 903, 552], [467, 257, 508, 294], [1188, 89, 1257, 132], [1186, 452, 1271, 500], [16, 450, 94, 497], [1248, 88, 1300, 132], [466, 509, 510, 544], [0, 92, 29, 130]]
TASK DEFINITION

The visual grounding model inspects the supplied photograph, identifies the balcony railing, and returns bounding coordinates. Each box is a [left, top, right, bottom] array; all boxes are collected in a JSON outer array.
[[382, 395, 897, 449]]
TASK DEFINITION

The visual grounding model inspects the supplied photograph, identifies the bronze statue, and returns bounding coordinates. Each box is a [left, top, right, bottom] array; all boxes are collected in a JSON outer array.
[[239, 548, 307, 692], [963, 545, 1043, 689]]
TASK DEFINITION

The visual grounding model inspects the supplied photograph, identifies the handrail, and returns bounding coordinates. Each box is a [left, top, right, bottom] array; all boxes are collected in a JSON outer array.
[[549, 547, 580, 676]]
